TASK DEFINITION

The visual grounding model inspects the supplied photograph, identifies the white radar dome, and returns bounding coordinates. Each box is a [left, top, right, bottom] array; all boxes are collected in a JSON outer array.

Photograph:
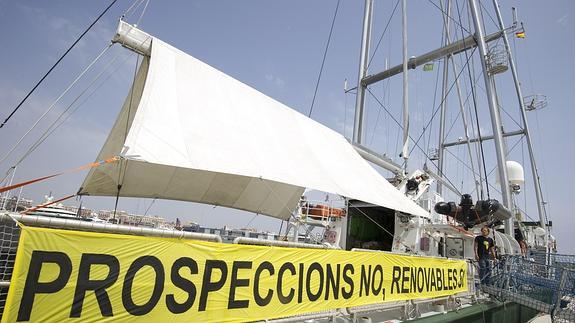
[[495, 161, 525, 185], [506, 161, 525, 185]]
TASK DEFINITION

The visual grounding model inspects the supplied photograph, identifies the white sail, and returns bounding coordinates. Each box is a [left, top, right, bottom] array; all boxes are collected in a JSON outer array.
[[79, 37, 428, 220]]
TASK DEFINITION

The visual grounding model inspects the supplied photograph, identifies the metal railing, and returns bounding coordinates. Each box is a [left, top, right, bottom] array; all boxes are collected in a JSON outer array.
[[0, 216, 20, 317], [483, 255, 575, 322]]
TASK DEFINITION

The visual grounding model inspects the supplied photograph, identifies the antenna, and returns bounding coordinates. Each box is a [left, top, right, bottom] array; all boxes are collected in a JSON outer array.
[[512, 7, 518, 28]]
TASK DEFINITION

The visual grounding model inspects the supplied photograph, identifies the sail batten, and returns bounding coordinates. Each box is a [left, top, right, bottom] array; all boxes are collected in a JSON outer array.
[[79, 37, 428, 219]]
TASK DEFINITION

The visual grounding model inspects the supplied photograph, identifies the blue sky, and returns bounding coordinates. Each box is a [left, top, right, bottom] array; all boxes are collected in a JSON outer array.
[[0, 0, 573, 252]]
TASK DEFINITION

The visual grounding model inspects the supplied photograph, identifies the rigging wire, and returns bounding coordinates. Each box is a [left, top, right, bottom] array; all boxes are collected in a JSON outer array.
[[403, 47, 478, 165], [0, 0, 119, 129], [425, 52, 443, 157], [366, 88, 461, 192], [521, 137, 527, 218], [425, 0, 470, 35], [455, 0, 490, 199], [347, 203, 412, 251], [113, 54, 141, 218], [478, 1, 499, 31], [7, 52, 131, 175], [122, 0, 146, 18], [367, 0, 400, 69], [308, 0, 341, 118], [512, 22, 550, 225], [465, 4, 488, 198], [466, 135, 524, 197], [0, 44, 113, 170], [143, 198, 157, 216], [135, 0, 151, 26]]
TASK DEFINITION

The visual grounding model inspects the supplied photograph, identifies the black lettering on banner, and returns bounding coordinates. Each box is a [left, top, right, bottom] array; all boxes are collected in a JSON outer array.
[[297, 263, 304, 303], [401, 266, 409, 293], [254, 262, 274, 306], [305, 262, 324, 302], [199, 260, 228, 312], [70, 254, 119, 318], [228, 261, 252, 309], [371, 265, 383, 296], [438, 268, 442, 291], [425, 268, 431, 292], [17, 251, 72, 322], [325, 264, 340, 300], [390, 266, 401, 294], [447, 269, 453, 290], [360, 265, 371, 296], [277, 263, 295, 304], [417, 267, 425, 293], [166, 257, 198, 314], [459, 269, 465, 288], [122, 256, 165, 316], [341, 264, 354, 299], [410, 267, 417, 293], [429, 268, 436, 291], [455, 268, 459, 289]]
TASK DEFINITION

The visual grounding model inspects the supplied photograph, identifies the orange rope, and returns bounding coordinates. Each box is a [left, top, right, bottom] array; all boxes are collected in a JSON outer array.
[[0, 173, 60, 194], [21, 194, 76, 215], [0, 156, 120, 194], [448, 223, 474, 237]]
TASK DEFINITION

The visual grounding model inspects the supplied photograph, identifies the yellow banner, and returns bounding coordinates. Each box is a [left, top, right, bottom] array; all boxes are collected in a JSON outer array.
[[3, 225, 467, 322]]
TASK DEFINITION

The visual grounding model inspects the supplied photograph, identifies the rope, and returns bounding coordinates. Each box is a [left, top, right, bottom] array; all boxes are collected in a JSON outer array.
[[0, 156, 119, 195], [455, 0, 490, 199], [403, 47, 478, 167], [366, 88, 462, 192], [0, 0, 119, 129], [367, 0, 400, 69], [21, 194, 76, 215], [426, 0, 471, 34], [113, 54, 141, 218], [5, 50, 130, 177], [0, 44, 113, 169], [135, 0, 150, 26], [308, 0, 340, 118], [122, 0, 145, 18]]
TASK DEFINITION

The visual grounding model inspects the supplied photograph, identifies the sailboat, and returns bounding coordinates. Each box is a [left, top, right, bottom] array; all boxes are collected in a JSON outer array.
[[0, 0, 572, 322]]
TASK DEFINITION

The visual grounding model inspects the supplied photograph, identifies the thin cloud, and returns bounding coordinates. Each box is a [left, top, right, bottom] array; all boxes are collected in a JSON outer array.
[[556, 14, 568, 27], [264, 73, 286, 88]]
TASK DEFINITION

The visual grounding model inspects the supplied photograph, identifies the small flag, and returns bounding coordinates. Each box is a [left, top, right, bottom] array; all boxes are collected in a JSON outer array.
[[423, 63, 434, 71], [515, 31, 525, 38]]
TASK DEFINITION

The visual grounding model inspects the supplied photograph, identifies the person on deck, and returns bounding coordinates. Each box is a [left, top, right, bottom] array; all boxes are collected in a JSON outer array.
[[514, 226, 528, 257], [474, 225, 496, 284]]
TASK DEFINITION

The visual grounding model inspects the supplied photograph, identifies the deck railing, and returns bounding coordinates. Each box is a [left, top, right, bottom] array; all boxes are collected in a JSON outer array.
[[483, 255, 575, 322]]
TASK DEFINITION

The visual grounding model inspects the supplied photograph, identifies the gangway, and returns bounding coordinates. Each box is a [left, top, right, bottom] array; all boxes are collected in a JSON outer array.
[[482, 253, 575, 322]]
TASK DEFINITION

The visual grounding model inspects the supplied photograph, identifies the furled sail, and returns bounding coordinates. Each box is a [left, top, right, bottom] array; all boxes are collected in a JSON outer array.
[[79, 35, 428, 219]]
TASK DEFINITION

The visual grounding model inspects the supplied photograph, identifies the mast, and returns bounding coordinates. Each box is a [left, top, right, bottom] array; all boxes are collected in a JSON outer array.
[[400, 0, 409, 167], [451, 59, 483, 199], [353, 0, 373, 145], [436, 0, 450, 195], [492, 0, 547, 231], [468, 0, 513, 235]]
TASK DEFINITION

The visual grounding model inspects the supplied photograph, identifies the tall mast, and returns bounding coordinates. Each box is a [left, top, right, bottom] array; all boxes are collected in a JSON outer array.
[[492, 0, 547, 231], [400, 0, 409, 168], [436, 0, 450, 195], [353, 0, 373, 145], [468, 0, 513, 235], [450, 58, 483, 200]]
